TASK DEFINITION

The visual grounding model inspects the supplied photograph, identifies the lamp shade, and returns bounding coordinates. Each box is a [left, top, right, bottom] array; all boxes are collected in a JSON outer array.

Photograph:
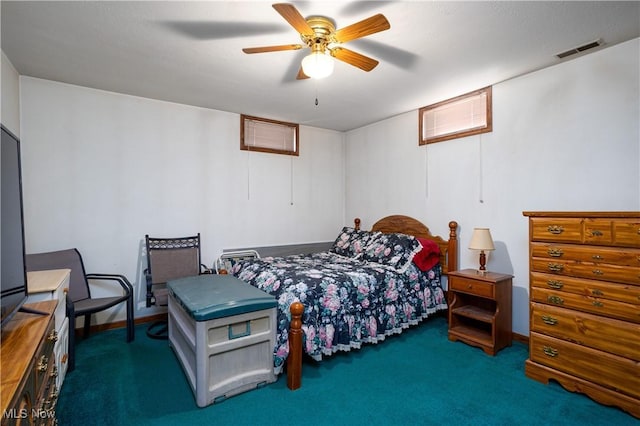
[[301, 52, 334, 79], [468, 228, 495, 251]]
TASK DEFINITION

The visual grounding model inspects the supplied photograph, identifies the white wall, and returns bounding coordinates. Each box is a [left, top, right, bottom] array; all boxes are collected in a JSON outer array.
[[1, 51, 20, 136], [16, 38, 640, 335], [19, 78, 345, 324], [345, 38, 640, 337]]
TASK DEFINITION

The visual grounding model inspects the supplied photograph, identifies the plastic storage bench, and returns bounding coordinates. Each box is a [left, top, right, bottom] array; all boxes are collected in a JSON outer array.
[[167, 274, 277, 407]]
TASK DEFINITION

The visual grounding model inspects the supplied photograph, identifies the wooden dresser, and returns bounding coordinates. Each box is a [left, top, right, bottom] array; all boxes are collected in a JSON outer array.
[[27, 269, 71, 390], [1, 300, 58, 425], [522, 211, 640, 419]]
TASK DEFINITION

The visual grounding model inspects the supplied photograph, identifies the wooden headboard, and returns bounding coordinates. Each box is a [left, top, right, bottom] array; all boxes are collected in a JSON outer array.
[[355, 215, 458, 275]]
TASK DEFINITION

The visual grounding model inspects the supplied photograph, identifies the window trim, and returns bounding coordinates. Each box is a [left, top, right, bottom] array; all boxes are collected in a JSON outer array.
[[240, 114, 299, 156], [418, 86, 492, 145]]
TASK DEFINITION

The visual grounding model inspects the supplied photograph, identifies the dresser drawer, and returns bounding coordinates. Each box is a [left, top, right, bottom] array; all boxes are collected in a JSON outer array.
[[583, 219, 613, 245], [449, 276, 494, 298], [32, 319, 56, 398], [531, 272, 640, 305], [531, 303, 640, 360], [613, 219, 640, 248], [530, 242, 640, 267], [531, 217, 640, 247], [531, 258, 640, 286], [530, 332, 640, 399], [530, 218, 583, 243], [584, 219, 640, 247], [53, 317, 70, 390], [531, 287, 640, 323]]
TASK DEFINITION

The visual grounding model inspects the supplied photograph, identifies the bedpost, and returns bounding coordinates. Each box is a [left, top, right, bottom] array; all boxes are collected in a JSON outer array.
[[447, 221, 458, 273], [354, 218, 361, 230], [287, 301, 304, 390]]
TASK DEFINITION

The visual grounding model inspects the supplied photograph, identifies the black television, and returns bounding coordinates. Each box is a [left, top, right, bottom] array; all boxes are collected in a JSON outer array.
[[1, 124, 29, 327]]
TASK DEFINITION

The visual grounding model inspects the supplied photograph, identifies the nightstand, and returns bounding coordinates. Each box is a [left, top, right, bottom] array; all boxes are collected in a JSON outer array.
[[448, 268, 512, 355]]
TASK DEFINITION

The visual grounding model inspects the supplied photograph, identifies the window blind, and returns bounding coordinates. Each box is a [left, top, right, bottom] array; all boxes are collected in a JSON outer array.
[[241, 116, 298, 156], [419, 86, 492, 145], [423, 92, 487, 139]]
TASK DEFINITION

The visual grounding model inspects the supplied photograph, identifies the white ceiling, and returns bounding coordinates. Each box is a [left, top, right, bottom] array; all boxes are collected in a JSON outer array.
[[2, 1, 639, 132]]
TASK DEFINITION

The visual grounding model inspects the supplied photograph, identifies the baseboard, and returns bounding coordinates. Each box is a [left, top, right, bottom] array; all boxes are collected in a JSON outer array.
[[512, 331, 528, 345], [72, 313, 165, 337], [73, 313, 531, 346]]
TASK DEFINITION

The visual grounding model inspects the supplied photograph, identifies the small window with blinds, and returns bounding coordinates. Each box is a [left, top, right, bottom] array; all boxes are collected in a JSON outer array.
[[419, 86, 492, 145], [241, 114, 299, 156]]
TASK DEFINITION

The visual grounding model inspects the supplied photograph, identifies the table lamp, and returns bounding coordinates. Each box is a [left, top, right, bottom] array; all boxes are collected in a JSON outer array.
[[469, 228, 495, 273]]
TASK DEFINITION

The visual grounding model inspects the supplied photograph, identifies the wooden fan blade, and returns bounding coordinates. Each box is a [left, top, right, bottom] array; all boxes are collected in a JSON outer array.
[[242, 44, 303, 54], [273, 3, 314, 36], [296, 67, 310, 80], [334, 14, 390, 43], [332, 47, 379, 71]]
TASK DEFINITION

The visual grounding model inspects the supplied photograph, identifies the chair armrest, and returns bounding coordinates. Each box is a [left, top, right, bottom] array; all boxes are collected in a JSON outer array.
[[200, 264, 213, 274], [86, 273, 134, 296]]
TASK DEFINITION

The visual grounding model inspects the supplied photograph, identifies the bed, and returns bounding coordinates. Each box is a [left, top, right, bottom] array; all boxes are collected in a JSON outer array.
[[228, 215, 458, 389]]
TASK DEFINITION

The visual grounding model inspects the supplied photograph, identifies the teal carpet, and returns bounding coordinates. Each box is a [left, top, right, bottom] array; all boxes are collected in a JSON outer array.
[[57, 317, 637, 425]]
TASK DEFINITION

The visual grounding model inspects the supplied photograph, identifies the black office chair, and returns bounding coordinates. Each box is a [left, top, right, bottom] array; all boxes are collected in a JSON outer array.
[[26, 248, 135, 344], [145, 233, 211, 339]]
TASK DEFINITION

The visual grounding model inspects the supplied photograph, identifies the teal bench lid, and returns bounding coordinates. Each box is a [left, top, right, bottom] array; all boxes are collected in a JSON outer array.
[[167, 274, 276, 321]]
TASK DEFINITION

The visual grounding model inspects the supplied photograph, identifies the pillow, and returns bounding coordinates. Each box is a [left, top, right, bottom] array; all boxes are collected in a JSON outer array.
[[330, 227, 377, 258], [412, 237, 441, 271], [360, 232, 422, 273]]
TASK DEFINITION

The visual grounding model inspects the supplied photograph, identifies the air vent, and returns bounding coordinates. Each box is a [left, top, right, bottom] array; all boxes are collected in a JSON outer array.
[[556, 39, 602, 59]]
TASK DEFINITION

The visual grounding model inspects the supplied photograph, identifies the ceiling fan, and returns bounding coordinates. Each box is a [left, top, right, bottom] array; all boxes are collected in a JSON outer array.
[[242, 3, 390, 80]]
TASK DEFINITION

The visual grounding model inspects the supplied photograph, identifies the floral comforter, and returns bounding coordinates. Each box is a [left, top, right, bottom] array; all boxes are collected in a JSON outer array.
[[231, 251, 448, 374]]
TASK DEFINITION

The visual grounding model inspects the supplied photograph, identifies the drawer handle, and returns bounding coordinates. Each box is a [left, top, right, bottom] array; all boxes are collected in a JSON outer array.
[[547, 295, 564, 305], [592, 300, 604, 308], [48, 329, 58, 343], [547, 280, 563, 289], [37, 355, 48, 372], [547, 225, 564, 235], [547, 248, 563, 257], [543, 346, 558, 357], [590, 230, 603, 237], [45, 388, 59, 407], [548, 263, 564, 272], [541, 315, 558, 325], [49, 388, 59, 400], [591, 289, 603, 296], [592, 269, 604, 276], [592, 254, 603, 261]]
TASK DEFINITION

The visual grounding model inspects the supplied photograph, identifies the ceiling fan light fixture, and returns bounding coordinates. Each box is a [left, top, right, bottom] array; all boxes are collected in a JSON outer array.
[[301, 51, 334, 79]]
